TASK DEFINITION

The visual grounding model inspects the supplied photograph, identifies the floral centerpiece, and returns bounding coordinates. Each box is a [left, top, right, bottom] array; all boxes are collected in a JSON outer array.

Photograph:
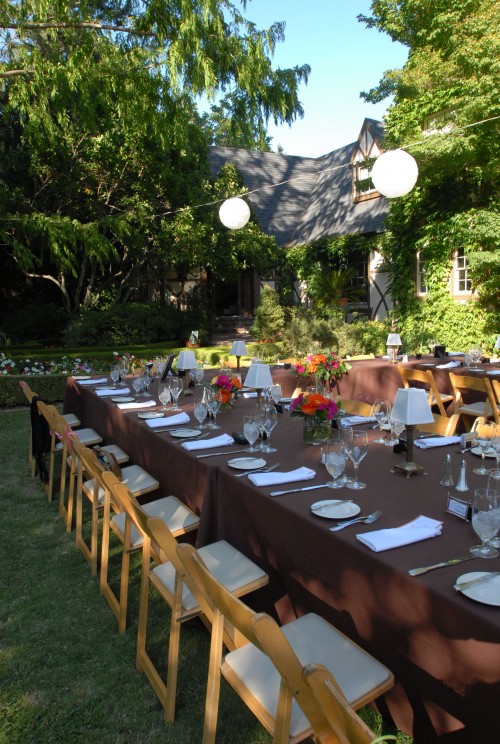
[[211, 373, 243, 409], [294, 352, 349, 392], [290, 391, 339, 445]]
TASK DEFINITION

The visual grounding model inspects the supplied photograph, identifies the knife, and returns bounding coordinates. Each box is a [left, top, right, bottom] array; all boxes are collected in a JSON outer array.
[[234, 462, 280, 478], [408, 555, 476, 576], [270, 483, 329, 497], [454, 571, 500, 592], [196, 449, 247, 459]]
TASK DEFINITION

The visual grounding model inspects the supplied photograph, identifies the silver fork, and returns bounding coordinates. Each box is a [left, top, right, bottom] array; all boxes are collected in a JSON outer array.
[[329, 509, 382, 532], [234, 462, 280, 478]]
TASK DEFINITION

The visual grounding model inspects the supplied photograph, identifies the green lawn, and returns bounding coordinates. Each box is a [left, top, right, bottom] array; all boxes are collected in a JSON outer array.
[[0, 408, 410, 744]]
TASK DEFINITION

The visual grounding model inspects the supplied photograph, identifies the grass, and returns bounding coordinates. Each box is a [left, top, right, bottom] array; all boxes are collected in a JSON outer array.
[[0, 408, 411, 744]]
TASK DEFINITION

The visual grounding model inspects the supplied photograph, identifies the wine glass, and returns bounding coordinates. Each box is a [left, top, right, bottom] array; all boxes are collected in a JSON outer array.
[[260, 403, 278, 453], [110, 364, 120, 387], [158, 382, 171, 412], [118, 359, 129, 385], [464, 352, 472, 370], [132, 376, 144, 397], [270, 384, 282, 404], [345, 430, 368, 490], [338, 426, 354, 486], [324, 441, 346, 489], [386, 417, 405, 447], [489, 435, 500, 479], [243, 415, 260, 453], [470, 347, 482, 369], [472, 421, 496, 475], [470, 488, 500, 558], [206, 389, 221, 429], [169, 377, 183, 412], [193, 393, 208, 429], [194, 365, 205, 385], [373, 400, 390, 444], [141, 367, 152, 397]]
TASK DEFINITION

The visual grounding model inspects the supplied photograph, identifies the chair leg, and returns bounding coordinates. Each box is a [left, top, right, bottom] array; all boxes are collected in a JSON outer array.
[[202, 609, 224, 744], [46, 434, 56, 502], [117, 532, 131, 634], [273, 680, 293, 744], [100, 492, 122, 625]]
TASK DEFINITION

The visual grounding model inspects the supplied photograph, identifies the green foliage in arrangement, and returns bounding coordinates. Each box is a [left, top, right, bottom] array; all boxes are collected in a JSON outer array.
[[250, 286, 286, 341], [358, 0, 500, 340]]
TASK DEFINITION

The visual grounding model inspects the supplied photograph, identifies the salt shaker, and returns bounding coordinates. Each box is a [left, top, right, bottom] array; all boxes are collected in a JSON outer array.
[[440, 453, 454, 486], [455, 459, 469, 492]]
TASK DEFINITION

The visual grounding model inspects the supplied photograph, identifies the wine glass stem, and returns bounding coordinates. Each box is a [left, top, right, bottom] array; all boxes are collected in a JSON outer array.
[[352, 463, 359, 485]]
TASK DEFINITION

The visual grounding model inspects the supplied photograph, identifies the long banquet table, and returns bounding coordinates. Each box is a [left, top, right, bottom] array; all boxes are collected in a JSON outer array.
[[64, 373, 500, 743]]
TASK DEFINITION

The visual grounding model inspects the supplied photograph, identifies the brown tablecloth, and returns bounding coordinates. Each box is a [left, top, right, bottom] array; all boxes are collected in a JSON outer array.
[[64, 377, 500, 742]]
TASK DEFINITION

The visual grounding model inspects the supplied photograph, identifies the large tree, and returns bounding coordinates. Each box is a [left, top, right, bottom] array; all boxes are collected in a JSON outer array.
[[0, 0, 309, 314], [359, 0, 500, 344]]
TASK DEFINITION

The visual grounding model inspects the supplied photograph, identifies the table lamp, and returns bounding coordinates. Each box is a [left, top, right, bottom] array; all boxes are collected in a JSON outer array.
[[386, 333, 402, 364], [244, 363, 273, 402], [176, 350, 198, 396], [391, 388, 434, 478], [230, 340, 248, 373]]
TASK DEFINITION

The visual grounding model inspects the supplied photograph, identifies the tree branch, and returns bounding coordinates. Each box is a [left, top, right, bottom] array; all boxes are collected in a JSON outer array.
[[1, 21, 153, 37]]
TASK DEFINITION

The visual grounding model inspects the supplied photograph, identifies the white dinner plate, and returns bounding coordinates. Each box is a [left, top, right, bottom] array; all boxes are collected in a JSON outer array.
[[137, 411, 164, 419], [73, 375, 92, 380], [310, 500, 360, 519], [419, 363, 435, 367], [112, 396, 135, 403], [455, 572, 500, 606], [228, 457, 266, 470], [170, 428, 202, 438], [471, 446, 496, 458]]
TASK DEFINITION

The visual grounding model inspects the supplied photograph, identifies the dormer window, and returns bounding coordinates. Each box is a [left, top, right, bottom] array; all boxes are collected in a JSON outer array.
[[352, 124, 382, 202], [423, 108, 456, 137]]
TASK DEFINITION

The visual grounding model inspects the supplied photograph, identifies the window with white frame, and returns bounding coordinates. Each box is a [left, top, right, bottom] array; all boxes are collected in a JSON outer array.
[[351, 125, 382, 202], [416, 251, 428, 295], [453, 248, 472, 295]]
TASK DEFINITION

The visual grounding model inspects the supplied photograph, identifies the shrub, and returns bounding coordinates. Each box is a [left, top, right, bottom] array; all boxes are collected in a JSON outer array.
[[63, 303, 180, 346], [251, 287, 285, 341], [0, 304, 67, 344]]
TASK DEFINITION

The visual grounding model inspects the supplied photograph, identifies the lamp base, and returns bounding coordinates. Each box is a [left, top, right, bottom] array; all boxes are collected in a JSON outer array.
[[393, 460, 425, 479]]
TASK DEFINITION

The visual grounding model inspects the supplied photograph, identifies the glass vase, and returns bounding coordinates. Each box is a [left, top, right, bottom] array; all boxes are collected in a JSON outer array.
[[303, 416, 331, 446]]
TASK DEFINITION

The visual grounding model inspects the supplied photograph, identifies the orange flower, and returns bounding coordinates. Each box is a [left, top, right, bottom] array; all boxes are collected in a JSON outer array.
[[312, 354, 327, 365], [230, 376, 243, 390], [306, 361, 317, 374], [218, 389, 231, 404]]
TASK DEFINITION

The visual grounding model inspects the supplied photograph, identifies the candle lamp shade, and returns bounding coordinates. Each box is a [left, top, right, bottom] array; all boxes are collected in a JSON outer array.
[[391, 388, 434, 478], [386, 333, 402, 364], [176, 350, 198, 395], [244, 363, 273, 395], [494, 336, 500, 350], [230, 340, 248, 371]]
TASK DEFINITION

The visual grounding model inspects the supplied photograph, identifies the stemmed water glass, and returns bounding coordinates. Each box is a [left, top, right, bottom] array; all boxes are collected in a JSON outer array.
[[110, 364, 120, 387], [386, 417, 405, 446], [324, 440, 346, 489], [169, 377, 183, 412], [470, 488, 500, 558], [464, 352, 473, 370], [373, 400, 390, 444], [158, 382, 171, 412], [338, 426, 354, 486], [269, 384, 282, 405], [193, 392, 208, 429], [345, 430, 368, 490], [206, 389, 221, 429], [470, 347, 482, 369], [132, 376, 144, 397], [472, 421, 496, 475], [260, 402, 278, 453], [243, 415, 260, 453]]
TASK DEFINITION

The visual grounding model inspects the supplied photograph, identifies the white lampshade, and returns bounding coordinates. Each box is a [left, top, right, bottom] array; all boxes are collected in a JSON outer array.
[[176, 350, 198, 370], [372, 149, 419, 198], [244, 363, 273, 390], [230, 340, 248, 356], [219, 197, 251, 229], [494, 335, 500, 350], [391, 389, 434, 425], [386, 333, 402, 346]]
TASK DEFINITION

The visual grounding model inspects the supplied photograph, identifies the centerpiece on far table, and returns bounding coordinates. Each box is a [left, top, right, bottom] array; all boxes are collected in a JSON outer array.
[[211, 373, 243, 411], [290, 391, 339, 445], [294, 351, 348, 394]]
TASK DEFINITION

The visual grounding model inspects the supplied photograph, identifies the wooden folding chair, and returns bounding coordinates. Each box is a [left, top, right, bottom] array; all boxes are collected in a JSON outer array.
[[101, 482, 268, 723], [345, 354, 375, 361], [72, 444, 158, 577], [397, 366, 454, 416], [449, 372, 500, 428], [176, 543, 394, 744], [335, 398, 374, 416], [416, 412, 460, 437]]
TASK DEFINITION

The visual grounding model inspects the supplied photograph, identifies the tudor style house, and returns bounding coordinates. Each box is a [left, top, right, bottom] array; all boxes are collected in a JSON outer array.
[[208, 118, 392, 321]]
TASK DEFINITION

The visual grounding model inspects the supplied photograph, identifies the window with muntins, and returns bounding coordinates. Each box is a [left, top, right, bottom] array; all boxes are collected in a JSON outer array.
[[352, 125, 382, 202], [453, 248, 472, 295], [416, 252, 428, 295]]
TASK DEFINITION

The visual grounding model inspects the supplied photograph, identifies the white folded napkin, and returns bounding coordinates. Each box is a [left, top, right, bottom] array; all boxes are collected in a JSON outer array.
[[357, 515, 442, 552], [117, 399, 156, 410], [145, 412, 190, 428], [95, 387, 132, 397], [243, 391, 258, 398], [436, 361, 460, 368], [181, 433, 234, 451], [75, 377, 107, 385], [486, 369, 500, 376], [340, 415, 377, 427], [248, 466, 316, 487], [414, 436, 460, 449]]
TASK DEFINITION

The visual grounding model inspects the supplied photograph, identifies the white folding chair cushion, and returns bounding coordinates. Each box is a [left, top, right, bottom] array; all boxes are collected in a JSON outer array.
[[460, 402, 497, 417], [56, 427, 102, 449], [99, 444, 129, 464], [83, 464, 159, 506], [152, 540, 267, 613], [111, 495, 199, 548], [63, 413, 81, 427], [224, 613, 393, 739]]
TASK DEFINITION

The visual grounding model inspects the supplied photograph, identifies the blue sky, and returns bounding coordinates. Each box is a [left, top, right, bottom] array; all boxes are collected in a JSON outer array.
[[239, 0, 408, 157]]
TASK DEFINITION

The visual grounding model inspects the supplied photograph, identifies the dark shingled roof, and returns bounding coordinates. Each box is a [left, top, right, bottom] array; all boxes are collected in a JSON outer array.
[[208, 118, 388, 247]]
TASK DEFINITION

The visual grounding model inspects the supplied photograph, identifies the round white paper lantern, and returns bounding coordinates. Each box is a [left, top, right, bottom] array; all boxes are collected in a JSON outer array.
[[371, 149, 419, 198], [219, 197, 250, 229]]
